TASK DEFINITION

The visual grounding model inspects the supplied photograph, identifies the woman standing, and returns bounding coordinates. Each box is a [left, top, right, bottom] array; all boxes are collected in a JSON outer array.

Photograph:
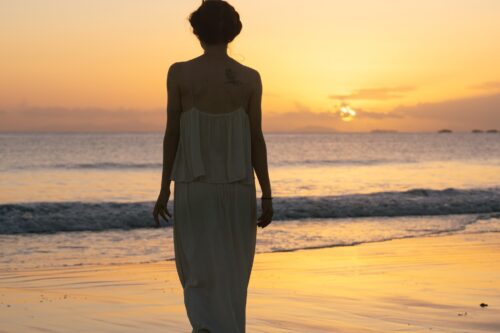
[[153, 1, 273, 332]]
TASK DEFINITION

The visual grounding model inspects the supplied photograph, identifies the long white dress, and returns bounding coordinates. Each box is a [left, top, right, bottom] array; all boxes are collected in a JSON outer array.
[[169, 101, 257, 333]]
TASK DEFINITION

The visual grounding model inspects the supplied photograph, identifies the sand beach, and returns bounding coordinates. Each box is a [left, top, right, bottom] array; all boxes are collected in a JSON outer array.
[[1, 231, 499, 333]]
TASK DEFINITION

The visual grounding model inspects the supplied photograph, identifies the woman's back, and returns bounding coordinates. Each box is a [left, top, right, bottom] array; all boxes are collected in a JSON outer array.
[[177, 56, 257, 117], [169, 60, 255, 185], [168, 56, 256, 185]]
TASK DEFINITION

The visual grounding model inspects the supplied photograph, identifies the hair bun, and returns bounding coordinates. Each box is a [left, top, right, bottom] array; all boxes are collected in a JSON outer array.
[[189, 0, 242, 44]]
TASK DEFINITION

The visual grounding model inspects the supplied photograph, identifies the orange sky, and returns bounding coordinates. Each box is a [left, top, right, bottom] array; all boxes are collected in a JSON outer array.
[[1, 0, 499, 132]]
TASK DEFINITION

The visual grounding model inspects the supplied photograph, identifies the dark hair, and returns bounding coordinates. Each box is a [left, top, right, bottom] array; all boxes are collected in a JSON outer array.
[[189, 0, 242, 45]]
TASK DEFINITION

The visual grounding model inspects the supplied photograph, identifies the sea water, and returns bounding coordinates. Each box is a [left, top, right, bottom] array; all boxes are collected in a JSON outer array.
[[1, 132, 499, 270]]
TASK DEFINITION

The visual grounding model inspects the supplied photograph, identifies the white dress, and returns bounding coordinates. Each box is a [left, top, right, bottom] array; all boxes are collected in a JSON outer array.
[[169, 103, 257, 333]]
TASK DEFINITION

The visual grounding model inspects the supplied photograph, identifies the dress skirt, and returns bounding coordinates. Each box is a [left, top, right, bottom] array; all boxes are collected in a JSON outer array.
[[173, 180, 257, 333]]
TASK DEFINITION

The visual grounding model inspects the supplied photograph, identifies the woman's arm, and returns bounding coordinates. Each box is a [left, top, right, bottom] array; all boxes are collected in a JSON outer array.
[[159, 62, 182, 193], [248, 70, 272, 198]]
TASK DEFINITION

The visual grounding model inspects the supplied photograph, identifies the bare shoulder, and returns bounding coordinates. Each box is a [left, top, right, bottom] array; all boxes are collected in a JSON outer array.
[[247, 67, 261, 90], [166, 61, 185, 86], [167, 61, 186, 76], [175, 57, 199, 70], [169, 59, 200, 84], [228, 61, 261, 97], [231, 60, 260, 81], [245, 67, 262, 97]]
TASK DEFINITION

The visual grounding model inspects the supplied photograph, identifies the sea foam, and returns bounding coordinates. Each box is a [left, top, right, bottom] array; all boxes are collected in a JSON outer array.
[[1, 187, 499, 234]]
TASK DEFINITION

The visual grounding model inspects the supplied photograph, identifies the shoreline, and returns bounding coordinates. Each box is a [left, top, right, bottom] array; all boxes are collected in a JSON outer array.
[[1, 232, 499, 332]]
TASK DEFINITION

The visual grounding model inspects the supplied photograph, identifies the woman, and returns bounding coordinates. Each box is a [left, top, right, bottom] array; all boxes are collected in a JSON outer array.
[[153, 1, 273, 332]]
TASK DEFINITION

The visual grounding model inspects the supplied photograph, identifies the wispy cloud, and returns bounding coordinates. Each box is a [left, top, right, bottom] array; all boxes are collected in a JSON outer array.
[[0, 106, 165, 132], [262, 102, 403, 132], [389, 92, 500, 131], [469, 81, 500, 91], [354, 109, 403, 119], [263, 110, 339, 132], [3, 93, 499, 133], [328, 86, 416, 101]]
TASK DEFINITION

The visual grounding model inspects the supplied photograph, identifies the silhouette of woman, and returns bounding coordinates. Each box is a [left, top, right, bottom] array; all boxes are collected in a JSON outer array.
[[153, 1, 273, 332]]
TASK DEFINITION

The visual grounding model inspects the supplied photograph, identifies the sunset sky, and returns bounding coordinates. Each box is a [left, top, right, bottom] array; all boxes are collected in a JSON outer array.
[[1, 0, 499, 132]]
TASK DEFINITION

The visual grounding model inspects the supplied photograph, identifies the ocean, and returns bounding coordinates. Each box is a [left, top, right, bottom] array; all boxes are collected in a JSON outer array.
[[1, 132, 499, 270]]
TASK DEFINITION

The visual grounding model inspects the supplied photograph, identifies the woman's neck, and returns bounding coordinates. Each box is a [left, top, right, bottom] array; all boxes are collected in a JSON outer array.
[[202, 43, 229, 60]]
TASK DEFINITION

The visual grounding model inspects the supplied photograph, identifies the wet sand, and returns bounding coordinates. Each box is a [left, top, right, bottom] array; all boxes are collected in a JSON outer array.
[[1, 232, 499, 332]]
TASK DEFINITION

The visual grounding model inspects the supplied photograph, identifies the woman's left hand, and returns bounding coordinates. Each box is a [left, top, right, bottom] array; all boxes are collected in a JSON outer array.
[[153, 188, 172, 227]]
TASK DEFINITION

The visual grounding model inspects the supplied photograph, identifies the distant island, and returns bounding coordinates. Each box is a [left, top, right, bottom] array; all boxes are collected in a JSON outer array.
[[472, 129, 497, 133], [438, 129, 452, 133]]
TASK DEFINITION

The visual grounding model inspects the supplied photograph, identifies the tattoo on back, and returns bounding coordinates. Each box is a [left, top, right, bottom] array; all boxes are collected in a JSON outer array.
[[225, 68, 243, 86]]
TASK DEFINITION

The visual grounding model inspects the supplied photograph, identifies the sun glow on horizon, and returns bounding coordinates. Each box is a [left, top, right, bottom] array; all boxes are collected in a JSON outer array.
[[339, 105, 357, 122]]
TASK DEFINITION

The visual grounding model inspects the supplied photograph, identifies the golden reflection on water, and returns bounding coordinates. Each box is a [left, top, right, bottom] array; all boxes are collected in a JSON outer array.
[[0, 160, 499, 203]]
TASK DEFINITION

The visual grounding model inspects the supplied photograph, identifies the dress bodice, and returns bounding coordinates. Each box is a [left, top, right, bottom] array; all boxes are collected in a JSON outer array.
[[169, 106, 254, 184]]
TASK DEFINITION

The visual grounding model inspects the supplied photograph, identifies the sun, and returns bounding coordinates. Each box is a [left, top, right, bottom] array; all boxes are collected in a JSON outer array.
[[339, 105, 357, 122]]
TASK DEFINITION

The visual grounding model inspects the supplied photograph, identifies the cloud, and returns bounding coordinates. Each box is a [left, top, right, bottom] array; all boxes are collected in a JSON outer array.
[[2, 93, 499, 133], [262, 102, 403, 132], [352, 108, 403, 119], [0, 103, 410, 133], [469, 81, 500, 91], [0, 103, 343, 133], [0, 105, 165, 132], [390, 92, 500, 130], [263, 109, 339, 132], [329, 86, 416, 101]]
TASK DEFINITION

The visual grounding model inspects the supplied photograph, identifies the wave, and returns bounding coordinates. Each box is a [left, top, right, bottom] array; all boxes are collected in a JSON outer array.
[[1, 187, 499, 235], [16, 162, 164, 170], [10, 158, 416, 171], [56, 162, 164, 170], [274, 158, 417, 167], [3, 213, 500, 271]]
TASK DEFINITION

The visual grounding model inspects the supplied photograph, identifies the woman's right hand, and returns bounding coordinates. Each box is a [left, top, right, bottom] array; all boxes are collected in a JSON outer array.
[[153, 188, 172, 228], [257, 199, 273, 228]]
